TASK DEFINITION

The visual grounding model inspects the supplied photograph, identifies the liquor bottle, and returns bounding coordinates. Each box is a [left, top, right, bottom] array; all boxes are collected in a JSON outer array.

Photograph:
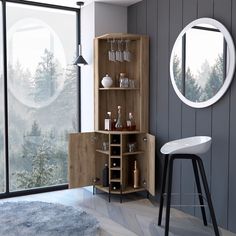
[[133, 160, 140, 189], [126, 112, 136, 131], [119, 72, 129, 88], [115, 106, 123, 130], [104, 112, 111, 130], [111, 118, 117, 131], [102, 163, 109, 187]]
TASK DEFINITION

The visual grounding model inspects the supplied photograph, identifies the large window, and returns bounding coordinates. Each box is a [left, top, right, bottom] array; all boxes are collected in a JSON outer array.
[[0, 2, 78, 192], [0, 1, 5, 193]]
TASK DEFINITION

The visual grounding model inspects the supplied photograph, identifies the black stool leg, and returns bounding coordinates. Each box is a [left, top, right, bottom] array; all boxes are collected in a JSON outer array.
[[108, 184, 111, 202], [197, 158, 220, 236], [165, 155, 174, 236], [192, 159, 208, 226], [158, 155, 169, 226], [120, 184, 123, 203]]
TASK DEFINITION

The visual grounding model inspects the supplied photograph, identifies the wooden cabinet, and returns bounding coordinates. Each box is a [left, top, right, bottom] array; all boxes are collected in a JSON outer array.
[[69, 33, 155, 199], [69, 131, 155, 196], [94, 33, 149, 132]]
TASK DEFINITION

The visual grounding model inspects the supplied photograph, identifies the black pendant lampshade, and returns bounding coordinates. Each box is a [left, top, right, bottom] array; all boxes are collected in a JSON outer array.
[[73, 1, 88, 66], [74, 55, 88, 65], [73, 44, 88, 66]]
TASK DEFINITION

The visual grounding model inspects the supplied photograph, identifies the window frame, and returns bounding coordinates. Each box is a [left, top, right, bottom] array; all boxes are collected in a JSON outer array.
[[0, 0, 80, 199]]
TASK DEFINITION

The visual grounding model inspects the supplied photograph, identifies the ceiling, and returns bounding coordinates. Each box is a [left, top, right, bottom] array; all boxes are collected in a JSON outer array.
[[24, 0, 142, 7], [83, 0, 142, 7]]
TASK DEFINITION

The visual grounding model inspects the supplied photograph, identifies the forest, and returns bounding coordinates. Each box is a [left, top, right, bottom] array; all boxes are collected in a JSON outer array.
[[173, 53, 224, 102], [0, 49, 77, 192]]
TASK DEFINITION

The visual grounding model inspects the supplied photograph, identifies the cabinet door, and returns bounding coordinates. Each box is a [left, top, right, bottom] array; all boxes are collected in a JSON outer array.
[[68, 132, 96, 188], [146, 133, 155, 196]]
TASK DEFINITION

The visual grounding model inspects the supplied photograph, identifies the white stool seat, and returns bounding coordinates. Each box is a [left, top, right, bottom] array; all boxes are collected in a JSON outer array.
[[160, 136, 211, 155]]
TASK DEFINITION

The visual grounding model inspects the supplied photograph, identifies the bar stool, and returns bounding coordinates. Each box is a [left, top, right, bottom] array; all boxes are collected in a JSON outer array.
[[158, 136, 220, 236]]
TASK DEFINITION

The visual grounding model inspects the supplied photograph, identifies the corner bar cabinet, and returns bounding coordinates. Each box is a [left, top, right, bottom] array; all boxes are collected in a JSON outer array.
[[69, 33, 155, 201]]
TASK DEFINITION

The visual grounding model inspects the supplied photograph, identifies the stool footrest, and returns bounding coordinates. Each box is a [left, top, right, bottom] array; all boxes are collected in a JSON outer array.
[[170, 204, 207, 207], [163, 192, 206, 201]]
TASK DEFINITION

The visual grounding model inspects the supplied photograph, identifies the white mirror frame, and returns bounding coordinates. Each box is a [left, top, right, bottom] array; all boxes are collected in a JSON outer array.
[[170, 17, 235, 108]]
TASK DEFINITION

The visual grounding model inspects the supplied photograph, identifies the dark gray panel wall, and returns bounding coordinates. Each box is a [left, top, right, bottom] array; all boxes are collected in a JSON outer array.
[[169, 0, 182, 208], [229, 0, 236, 231], [128, 0, 236, 232]]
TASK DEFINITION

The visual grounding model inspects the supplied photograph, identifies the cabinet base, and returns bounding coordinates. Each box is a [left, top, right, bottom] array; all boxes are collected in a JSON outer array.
[[93, 184, 147, 203]]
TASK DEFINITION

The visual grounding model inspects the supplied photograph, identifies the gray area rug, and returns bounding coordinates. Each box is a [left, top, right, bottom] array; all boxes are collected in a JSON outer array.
[[0, 201, 99, 236]]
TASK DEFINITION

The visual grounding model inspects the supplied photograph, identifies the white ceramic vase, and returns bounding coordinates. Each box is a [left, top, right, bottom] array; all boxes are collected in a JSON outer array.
[[101, 74, 113, 88]]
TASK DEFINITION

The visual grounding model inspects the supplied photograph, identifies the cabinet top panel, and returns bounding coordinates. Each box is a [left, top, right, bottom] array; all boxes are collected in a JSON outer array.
[[96, 33, 148, 40], [95, 130, 143, 135]]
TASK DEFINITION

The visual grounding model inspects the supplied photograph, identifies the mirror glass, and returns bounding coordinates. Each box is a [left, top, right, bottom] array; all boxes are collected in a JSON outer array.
[[170, 18, 235, 108]]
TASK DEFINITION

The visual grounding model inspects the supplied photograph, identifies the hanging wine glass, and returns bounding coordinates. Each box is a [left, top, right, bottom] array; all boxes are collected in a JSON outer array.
[[108, 39, 111, 61], [124, 40, 131, 62], [116, 40, 124, 62], [108, 39, 116, 62]]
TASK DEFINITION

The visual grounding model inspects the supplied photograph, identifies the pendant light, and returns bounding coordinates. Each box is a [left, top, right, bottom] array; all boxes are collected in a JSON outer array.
[[73, 1, 88, 66]]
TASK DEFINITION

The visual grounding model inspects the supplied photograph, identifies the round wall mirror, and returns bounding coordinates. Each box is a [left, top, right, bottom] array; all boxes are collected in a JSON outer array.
[[170, 18, 235, 108]]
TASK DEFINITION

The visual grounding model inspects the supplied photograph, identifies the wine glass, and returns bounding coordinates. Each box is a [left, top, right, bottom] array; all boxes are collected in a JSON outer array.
[[116, 40, 124, 62], [108, 39, 116, 62], [124, 40, 131, 62]]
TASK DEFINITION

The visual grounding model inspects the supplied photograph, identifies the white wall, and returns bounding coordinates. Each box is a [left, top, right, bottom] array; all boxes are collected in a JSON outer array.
[[95, 2, 127, 36], [81, 2, 127, 132], [80, 2, 95, 132]]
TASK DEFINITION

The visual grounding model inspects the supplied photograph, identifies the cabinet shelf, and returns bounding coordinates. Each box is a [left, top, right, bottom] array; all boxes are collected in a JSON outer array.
[[96, 130, 141, 134], [110, 178, 121, 182], [123, 151, 145, 156], [122, 186, 146, 194], [110, 167, 121, 170], [99, 87, 139, 91], [95, 185, 119, 194], [96, 149, 109, 155], [110, 156, 121, 159], [95, 184, 146, 195]]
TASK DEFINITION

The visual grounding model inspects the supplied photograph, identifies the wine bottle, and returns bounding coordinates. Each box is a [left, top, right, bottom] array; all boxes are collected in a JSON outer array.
[[111, 183, 120, 190], [115, 106, 122, 130], [133, 160, 140, 189], [111, 147, 120, 155], [127, 112, 136, 131], [102, 163, 109, 187], [104, 112, 111, 130]]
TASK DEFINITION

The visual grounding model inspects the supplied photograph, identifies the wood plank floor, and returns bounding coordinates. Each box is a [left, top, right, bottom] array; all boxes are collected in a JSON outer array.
[[0, 187, 235, 236]]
